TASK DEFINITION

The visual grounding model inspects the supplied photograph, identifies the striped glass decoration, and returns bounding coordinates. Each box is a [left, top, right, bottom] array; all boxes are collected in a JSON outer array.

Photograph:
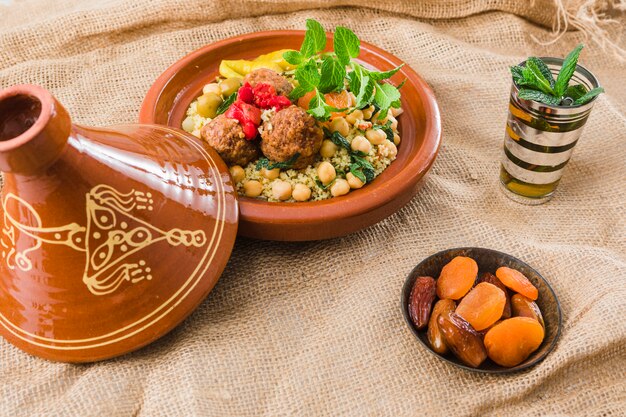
[[500, 57, 601, 204]]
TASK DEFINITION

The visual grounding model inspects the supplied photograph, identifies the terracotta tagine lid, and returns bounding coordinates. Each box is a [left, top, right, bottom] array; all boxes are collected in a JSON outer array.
[[0, 85, 238, 362]]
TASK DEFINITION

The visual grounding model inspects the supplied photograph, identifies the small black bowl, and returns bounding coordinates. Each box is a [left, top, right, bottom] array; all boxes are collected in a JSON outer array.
[[401, 247, 562, 373]]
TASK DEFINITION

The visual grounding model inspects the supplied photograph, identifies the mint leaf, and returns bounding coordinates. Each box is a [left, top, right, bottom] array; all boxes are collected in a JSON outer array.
[[563, 84, 587, 101], [356, 76, 375, 108], [318, 56, 346, 93], [323, 128, 351, 150], [334, 26, 360, 66], [368, 64, 404, 81], [527, 57, 555, 88], [289, 85, 309, 101], [307, 90, 345, 121], [573, 86, 604, 105], [283, 50, 304, 66], [350, 164, 367, 183], [554, 43, 583, 97], [523, 59, 555, 95], [351, 154, 375, 182], [294, 58, 320, 90], [374, 82, 401, 117], [256, 153, 301, 170], [301, 19, 327, 58], [215, 92, 237, 116], [518, 88, 561, 106]]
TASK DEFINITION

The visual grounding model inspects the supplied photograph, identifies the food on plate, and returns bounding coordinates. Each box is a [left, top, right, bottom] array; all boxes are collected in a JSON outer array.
[[182, 19, 406, 201], [408, 256, 546, 368], [483, 317, 545, 367], [427, 299, 456, 355], [455, 282, 506, 331], [435, 256, 478, 300], [408, 276, 436, 330]]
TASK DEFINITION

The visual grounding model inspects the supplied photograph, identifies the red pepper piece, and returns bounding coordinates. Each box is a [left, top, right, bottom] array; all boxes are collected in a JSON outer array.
[[238, 83, 254, 104]]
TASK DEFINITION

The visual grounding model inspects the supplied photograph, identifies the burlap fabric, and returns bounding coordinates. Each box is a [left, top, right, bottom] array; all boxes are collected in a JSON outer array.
[[1, 1, 625, 415]]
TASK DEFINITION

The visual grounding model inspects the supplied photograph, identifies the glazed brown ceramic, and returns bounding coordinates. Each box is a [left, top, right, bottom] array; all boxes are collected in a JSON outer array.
[[401, 248, 562, 373], [0, 85, 238, 362], [139, 30, 441, 241]]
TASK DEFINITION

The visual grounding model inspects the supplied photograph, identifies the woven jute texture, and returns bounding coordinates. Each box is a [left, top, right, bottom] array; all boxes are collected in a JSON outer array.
[[1, 1, 625, 416]]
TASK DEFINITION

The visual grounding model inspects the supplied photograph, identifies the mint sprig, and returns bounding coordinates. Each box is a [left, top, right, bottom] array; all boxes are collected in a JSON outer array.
[[284, 19, 404, 121], [509, 44, 604, 106]]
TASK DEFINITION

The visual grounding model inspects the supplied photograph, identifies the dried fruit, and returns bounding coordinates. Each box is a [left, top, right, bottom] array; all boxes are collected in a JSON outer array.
[[511, 293, 544, 328], [484, 317, 545, 367], [408, 276, 437, 330], [437, 311, 487, 368], [436, 256, 478, 300], [455, 282, 506, 331], [495, 267, 538, 300], [427, 299, 456, 354], [476, 272, 512, 319]]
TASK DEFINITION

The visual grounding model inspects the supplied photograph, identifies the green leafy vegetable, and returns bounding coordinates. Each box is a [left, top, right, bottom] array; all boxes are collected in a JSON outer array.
[[324, 128, 351, 150], [523, 60, 555, 95], [283, 50, 304, 66], [288, 19, 405, 121], [374, 83, 401, 119], [349, 164, 367, 183], [510, 44, 603, 107], [300, 19, 326, 58], [527, 57, 555, 88], [563, 84, 587, 101], [554, 43, 583, 97], [351, 154, 375, 182], [318, 56, 346, 93], [574, 87, 605, 105], [518, 88, 561, 106], [215, 92, 237, 116], [256, 153, 301, 170]]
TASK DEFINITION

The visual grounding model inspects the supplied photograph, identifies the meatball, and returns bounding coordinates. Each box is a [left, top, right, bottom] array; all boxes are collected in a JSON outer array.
[[243, 68, 293, 97], [260, 105, 323, 169], [201, 114, 259, 166]]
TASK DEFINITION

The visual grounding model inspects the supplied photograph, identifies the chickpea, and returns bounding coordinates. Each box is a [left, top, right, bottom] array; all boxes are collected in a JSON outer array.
[[387, 115, 398, 130], [320, 139, 338, 158], [243, 180, 263, 197], [330, 179, 350, 197], [330, 117, 350, 137], [196, 93, 223, 118], [182, 116, 195, 133], [345, 109, 363, 125], [346, 172, 365, 189], [365, 128, 386, 145], [260, 167, 280, 180], [203, 83, 222, 95], [317, 161, 336, 185], [362, 105, 375, 120], [391, 107, 404, 117], [272, 180, 292, 201], [393, 133, 401, 146], [229, 165, 245, 183], [292, 183, 311, 201], [351, 135, 371, 154], [381, 140, 398, 158], [219, 77, 242, 97]]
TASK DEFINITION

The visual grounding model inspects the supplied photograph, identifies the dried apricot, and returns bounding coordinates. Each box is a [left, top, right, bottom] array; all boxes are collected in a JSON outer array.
[[438, 311, 487, 368], [408, 276, 436, 330], [427, 299, 456, 354], [511, 293, 544, 328], [436, 256, 478, 300], [476, 272, 511, 319], [455, 282, 506, 331], [484, 317, 545, 367], [495, 267, 538, 300]]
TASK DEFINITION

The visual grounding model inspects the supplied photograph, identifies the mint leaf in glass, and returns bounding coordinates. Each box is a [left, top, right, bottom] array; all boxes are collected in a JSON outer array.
[[574, 87, 604, 105], [554, 43, 583, 97], [518, 88, 561, 106]]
